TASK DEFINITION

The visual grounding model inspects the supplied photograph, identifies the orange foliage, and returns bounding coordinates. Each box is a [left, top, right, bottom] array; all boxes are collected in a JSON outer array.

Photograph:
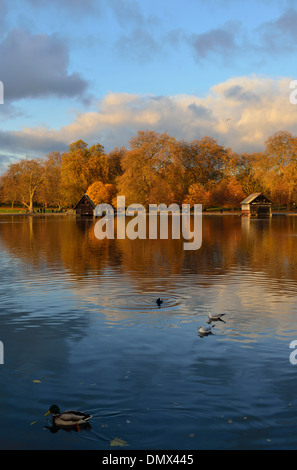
[[183, 183, 211, 208], [87, 181, 116, 206], [3, 130, 297, 211]]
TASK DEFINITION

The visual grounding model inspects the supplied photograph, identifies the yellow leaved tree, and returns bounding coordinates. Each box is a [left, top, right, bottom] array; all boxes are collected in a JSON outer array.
[[86, 181, 116, 206]]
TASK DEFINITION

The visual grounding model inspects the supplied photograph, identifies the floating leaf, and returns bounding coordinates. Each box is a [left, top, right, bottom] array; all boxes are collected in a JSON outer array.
[[33, 380, 41, 383], [110, 437, 129, 447], [30, 420, 37, 425]]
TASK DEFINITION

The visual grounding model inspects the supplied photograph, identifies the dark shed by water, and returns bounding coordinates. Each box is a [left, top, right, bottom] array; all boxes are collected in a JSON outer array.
[[74, 194, 96, 216], [240, 193, 272, 216]]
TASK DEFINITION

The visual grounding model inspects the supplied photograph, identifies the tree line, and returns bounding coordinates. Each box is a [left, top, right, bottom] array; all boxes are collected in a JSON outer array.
[[1, 129, 297, 212]]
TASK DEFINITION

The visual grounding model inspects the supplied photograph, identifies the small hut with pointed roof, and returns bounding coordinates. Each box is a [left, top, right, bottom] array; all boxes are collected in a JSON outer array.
[[74, 194, 96, 216], [240, 193, 272, 217]]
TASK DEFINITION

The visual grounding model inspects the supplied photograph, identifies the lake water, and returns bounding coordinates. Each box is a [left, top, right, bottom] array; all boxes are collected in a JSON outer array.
[[1, 213, 297, 450]]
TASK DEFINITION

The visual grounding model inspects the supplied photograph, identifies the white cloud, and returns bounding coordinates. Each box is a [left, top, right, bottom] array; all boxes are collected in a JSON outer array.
[[1, 75, 297, 164]]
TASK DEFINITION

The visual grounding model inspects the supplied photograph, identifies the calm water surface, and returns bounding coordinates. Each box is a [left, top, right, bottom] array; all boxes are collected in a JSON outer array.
[[1, 214, 297, 450]]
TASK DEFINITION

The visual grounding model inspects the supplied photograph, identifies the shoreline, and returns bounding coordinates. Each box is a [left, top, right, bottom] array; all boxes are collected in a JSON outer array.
[[0, 210, 297, 217], [0, 212, 74, 216]]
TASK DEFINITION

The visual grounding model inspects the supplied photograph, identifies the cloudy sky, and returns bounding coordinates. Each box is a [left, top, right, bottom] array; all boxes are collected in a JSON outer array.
[[1, 0, 297, 172]]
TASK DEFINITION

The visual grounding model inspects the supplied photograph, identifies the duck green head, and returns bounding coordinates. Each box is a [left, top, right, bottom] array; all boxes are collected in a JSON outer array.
[[45, 404, 60, 416]]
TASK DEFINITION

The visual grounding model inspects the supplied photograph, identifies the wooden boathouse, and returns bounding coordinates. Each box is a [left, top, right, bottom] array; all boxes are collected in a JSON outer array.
[[74, 194, 96, 216], [240, 193, 272, 217]]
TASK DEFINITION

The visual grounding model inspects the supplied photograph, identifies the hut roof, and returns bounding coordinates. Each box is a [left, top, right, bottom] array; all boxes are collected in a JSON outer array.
[[74, 193, 96, 210], [240, 193, 262, 204], [240, 193, 272, 205]]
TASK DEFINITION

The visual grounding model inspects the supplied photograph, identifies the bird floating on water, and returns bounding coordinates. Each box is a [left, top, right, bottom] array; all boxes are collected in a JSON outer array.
[[207, 310, 226, 323], [198, 325, 214, 336], [45, 404, 92, 431], [156, 298, 163, 307]]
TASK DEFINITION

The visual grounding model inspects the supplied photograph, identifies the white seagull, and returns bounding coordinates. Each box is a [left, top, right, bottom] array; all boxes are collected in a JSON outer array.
[[207, 311, 226, 323], [198, 325, 214, 336]]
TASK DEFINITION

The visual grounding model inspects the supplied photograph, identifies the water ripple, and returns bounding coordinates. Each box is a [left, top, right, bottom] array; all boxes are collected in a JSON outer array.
[[102, 292, 183, 311]]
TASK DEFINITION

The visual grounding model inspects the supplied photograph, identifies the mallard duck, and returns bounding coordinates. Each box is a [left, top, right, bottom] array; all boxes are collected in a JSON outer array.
[[207, 310, 226, 323], [156, 298, 163, 307], [45, 404, 92, 429]]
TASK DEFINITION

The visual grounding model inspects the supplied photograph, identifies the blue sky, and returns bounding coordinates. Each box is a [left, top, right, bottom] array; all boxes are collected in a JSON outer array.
[[1, 0, 297, 172]]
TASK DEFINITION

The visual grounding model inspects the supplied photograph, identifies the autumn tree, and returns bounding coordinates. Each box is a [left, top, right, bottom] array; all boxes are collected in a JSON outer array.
[[86, 181, 116, 206], [265, 131, 296, 168], [1, 167, 20, 208], [60, 140, 105, 206], [208, 181, 227, 209], [236, 153, 264, 195], [178, 137, 229, 191], [3, 129, 297, 212], [0, 176, 3, 204], [222, 151, 263, 196], [60, 140, 89, 205], [269, 180, 291, 210], [38, 151, 63, 209], [88, 143, 108, 183], [183, 182, 211, 209], [252, 131, 297, 209], [6, 159, 45, 212], [116, 131, 183, 206], [225, 177, 246, 209], [106, 147, 125, 183]]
